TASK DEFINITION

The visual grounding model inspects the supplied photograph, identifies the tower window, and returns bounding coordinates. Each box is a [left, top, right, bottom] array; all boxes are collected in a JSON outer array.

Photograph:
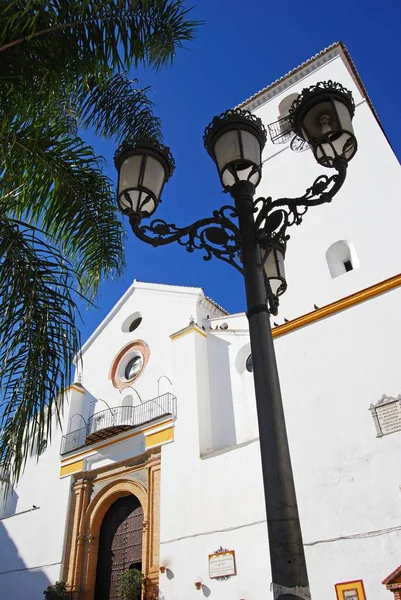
[[326, 240, 359, 278], [129, 316, 142, 332], [121, 311, 142, 333], [278, 93, 299, 120]]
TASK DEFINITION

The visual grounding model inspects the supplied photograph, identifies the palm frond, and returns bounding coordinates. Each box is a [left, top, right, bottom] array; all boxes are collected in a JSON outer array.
[[1, 117, 126, 297], [78, 73, 162, 144], [0, 0, 199, 84], [0, 216, 81, 485], [0, 0, 199, 486]]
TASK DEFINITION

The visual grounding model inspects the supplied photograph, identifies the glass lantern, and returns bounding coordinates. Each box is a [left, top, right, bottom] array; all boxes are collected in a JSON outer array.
[[114, 138, 175, 219], [289, 82, 357, 168], [263, 243, 287, 300], [204, 109, 267, 190]]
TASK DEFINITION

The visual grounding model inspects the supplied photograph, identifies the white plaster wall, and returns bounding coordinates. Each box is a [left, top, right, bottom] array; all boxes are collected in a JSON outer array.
[[206, 327, 258, 447], [79, 286, 193, 408], [160, 523, 270, 600], [160, 284, 401, 600], [2, 279, 400, 600], [194, 331, 213, 454], [67, 385, 90, 432], [279, 310, 401, 538], [0, 423, 71, 599], [206, 332, 238, 450], [75, 283, 220, 424], [160, 324, 270, 596], [82, 430, 146, 471], [160, 326, 269, 598], [250, 54, 401, 320], [275, 286, 401, 599], [0, 283, 221, 598]]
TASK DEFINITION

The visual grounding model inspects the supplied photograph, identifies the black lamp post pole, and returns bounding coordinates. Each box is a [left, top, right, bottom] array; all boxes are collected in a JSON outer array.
[[232, 180, 309, 600]]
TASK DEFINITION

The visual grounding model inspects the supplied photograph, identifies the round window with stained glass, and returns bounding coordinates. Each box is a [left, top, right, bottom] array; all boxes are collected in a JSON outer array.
[[124, 353, 143, 381], [111, 340, 149, 389]]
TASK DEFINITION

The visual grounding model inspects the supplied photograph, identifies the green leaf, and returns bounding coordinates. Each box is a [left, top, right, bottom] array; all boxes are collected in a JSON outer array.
[[0, 1, 199, 81], [1, 116, 126, 298], [78, 72, 162, 145], [0, 217, 81, 486]]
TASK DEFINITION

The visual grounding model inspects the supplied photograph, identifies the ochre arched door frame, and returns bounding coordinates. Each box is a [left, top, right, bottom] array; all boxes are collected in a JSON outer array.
[[64, 455, 161, 600], [94, 494, 144, 599], [86, 481, 148, 600]]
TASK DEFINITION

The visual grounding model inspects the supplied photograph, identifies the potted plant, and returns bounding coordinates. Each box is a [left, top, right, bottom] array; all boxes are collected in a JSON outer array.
[[43, 581, 69, 600], [119, 568, 144, 600]]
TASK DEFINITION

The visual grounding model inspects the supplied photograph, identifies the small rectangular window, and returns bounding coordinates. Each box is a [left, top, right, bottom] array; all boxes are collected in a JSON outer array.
[[344, 260, 353, 272]]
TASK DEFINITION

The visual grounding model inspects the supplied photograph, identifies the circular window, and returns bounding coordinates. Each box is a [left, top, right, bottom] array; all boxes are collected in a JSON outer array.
[[124, 354, 143, 380], [246, 354, 253, 372], [121, 311, 142, 333], [129, 316, 142, 332], [110, 340, 150, 389]]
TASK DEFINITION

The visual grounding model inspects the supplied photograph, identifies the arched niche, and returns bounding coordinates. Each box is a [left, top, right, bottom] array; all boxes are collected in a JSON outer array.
[[326, 240, 359, 278], [235, 342, 252, 375], [278, 92, 299, 118]]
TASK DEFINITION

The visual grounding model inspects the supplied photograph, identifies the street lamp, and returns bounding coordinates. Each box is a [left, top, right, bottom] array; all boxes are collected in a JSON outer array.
[[115, 81, 357, 600], [115, 138, 175, 220], [289, 81, 357, 168]]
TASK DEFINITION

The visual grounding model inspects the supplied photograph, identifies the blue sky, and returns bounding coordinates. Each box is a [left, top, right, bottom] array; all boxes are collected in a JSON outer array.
[[79, 0, 401, 343]]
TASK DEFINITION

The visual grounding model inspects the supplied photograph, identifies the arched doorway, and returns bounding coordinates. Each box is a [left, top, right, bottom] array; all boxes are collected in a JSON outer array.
[[94, 495, 144, 600]]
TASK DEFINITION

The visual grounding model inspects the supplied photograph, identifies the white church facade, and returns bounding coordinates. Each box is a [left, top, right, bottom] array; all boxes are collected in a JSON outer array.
[[1, 42, 401, 600]]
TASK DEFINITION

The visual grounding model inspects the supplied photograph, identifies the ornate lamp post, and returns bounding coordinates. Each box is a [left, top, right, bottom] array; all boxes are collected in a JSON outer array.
[[115, 81, 357, 600]]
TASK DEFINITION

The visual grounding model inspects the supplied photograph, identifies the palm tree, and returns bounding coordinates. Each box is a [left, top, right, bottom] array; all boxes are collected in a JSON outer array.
[[0, 0, 198, 485]]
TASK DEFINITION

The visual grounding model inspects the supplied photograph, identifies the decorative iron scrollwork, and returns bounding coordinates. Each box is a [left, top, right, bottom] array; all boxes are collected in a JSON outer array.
[[131, 205, 243, 273], [129, 161, 347, 314], [255, 161, 347, 247]]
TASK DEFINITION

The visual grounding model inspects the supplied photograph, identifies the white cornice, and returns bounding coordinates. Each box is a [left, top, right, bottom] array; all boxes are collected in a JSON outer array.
[[199, 295, 228, 316], [132, 280, 203, 294], [237, 43, 342, 111]]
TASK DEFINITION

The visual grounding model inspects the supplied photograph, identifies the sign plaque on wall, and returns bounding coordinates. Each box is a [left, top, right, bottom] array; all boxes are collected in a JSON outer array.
[[370, 394, 401, 437], [335, 580, 366, 600], [208, 549, 236, 579]]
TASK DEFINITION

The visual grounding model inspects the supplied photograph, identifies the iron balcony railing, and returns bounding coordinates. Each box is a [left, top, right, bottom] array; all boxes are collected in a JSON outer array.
[[60, 393, 177, 455]]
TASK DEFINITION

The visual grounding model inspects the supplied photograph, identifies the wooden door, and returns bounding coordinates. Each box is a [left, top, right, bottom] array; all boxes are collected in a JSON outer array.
[[94, 495, 143, 600]]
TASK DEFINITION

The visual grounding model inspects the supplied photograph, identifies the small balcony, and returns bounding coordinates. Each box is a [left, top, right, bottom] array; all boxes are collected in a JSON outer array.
[[60, 393, 176, 455]]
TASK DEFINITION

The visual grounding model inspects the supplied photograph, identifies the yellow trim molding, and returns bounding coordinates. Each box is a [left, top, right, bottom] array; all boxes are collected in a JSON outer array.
[[142, 419, 173, 435], [145, 426, 174, 449], [170, 325, 207, 341], [63, 384, 85, 395], [60, 459, 84, 478], [61, 419, 174, 465], [272, 274, 401, 339]]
